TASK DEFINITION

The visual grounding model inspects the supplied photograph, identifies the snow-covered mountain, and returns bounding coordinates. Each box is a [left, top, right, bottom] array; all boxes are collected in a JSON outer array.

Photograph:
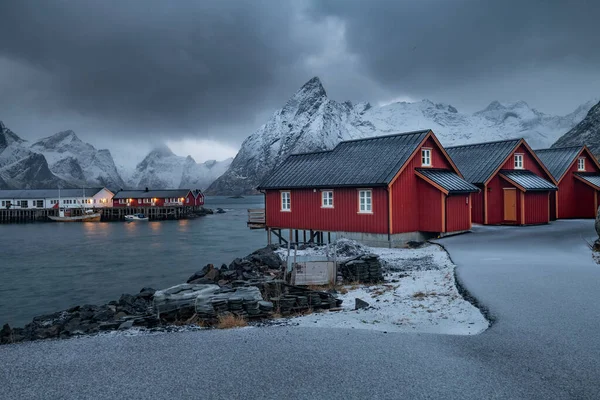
[[0, 122, 71, 189], [128, 145, 232, 190], [552, 100, 600, 156], [30, 130, 125, 189], [207, 77, 594, 195]]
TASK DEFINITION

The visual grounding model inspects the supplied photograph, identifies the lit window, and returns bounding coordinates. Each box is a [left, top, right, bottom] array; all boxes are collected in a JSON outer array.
[[322, 191, 334, 208], [514, 154, 524, 169], [281, 191, 291, 211], [358, 190, 372, 213], [578, 157, 586, 171], [421, 148, 432, 167]]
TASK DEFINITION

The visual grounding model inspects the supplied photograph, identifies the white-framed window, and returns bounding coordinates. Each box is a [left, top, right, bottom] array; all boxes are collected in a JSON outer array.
[[20, 200, 28, 208], [578, 157, 586, 171], [421, 148, 432, 167], [1, 201, 5, 207], [281, 191, 291, 211], [119, 199, 127, 204], [358, 190, 372, 213], [321, 190, 334, 208], [35, 200, 44, 208], [514, 154, 524, 169]]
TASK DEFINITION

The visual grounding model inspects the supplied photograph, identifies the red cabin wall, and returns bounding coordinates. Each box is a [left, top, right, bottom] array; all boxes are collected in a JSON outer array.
[[417, 180, 443, 233], [196, 193, 205, 206], [556, 150, 599, 219], [265, 187, 389, 234], [524, 192, 550, 225], [446, 194, 471, 232], [500, 144, 551, 180], [471, 188, 484, 224], [390, 137, 452, 234], [185, 192, 195, 206]]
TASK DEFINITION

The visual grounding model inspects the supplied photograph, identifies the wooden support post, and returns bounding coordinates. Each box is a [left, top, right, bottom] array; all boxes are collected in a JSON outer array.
[[303, 230, 307, 244], [267, 228, 272, 246], [328, 232, 331, 244], [295, 229, 298, 245]]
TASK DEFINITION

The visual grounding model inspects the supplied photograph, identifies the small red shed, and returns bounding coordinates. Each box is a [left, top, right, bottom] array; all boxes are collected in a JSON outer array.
[[112, 189, 195, 207], [446, 139, 557, 225], [536, 146, 600, 219], [192, 189, 205, 206], [257, 130, 479, 247]]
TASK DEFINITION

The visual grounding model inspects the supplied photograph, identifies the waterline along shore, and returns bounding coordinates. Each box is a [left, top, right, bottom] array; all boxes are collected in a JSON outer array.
[[0, 206, 212, 223]]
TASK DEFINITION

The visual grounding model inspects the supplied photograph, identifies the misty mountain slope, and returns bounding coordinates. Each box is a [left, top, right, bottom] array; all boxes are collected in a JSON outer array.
[[30, 130, 125, 188], [207, 77, 593, 195], [552, 100, 600, 156], [128, 145, 232, 190]]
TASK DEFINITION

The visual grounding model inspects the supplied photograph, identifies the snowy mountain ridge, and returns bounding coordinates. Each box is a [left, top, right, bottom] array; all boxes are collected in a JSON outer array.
[[0, 122, 231, 190], [552, 99, 600, 155], [127, 145, 233, 190], [207, 77, 595, 195]]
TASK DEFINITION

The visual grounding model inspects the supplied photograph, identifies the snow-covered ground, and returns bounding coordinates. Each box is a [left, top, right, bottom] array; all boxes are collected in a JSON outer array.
[[281, 243, 489, 335]]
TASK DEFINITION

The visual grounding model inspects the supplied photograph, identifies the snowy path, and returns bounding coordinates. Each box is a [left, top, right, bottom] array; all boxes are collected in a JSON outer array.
[[2, 220, 600, 399]]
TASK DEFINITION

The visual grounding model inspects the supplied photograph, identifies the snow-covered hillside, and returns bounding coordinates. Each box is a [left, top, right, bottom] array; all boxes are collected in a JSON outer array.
[[207, 77, 594, 195], [0, 123, 71, 189], [552, 100, 600, 155], [30, 130, 125, 189], [128, 145, 232, 190]]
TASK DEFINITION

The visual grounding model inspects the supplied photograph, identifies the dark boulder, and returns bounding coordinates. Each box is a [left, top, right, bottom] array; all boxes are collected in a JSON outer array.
[[0, 324, 12, 344], [137, 287, 156, 300], [187, 264, 212, 283], [355, 298, 370, 310]]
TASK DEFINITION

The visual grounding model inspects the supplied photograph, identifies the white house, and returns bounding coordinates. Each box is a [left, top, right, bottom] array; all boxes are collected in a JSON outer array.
[[0, 188, 114, 209]]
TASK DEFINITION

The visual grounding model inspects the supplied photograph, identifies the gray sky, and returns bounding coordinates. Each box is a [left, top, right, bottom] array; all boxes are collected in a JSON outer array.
[[1, 0, 599, 165]]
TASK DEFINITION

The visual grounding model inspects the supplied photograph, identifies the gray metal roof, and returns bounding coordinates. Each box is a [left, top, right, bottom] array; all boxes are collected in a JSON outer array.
[[258, 130, 431, 189], [574, 173, 600, 190], [113, 189, 191, 199], [445, 139, 521, 184], [415, 168, 479, 194], [535, 147, 582, 181], [499, 170, 557, 191], [0, 188, 105, 199]]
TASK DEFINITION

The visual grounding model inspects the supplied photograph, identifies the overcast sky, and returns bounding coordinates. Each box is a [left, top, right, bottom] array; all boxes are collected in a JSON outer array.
[[1, 0, 599, 166]]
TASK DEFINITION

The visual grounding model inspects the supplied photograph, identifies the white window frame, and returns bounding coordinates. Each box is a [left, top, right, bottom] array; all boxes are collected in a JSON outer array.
[[578, 157, 586, 171], [321, 190, 334, 208], [421, 148, 432, 167], [358, 189, 372, 214], [281, 191, 291, 212], [514, 154, 524, 169]]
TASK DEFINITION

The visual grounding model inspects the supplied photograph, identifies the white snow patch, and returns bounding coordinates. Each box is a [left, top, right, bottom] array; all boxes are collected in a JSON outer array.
[[287, 244, 489, 335]]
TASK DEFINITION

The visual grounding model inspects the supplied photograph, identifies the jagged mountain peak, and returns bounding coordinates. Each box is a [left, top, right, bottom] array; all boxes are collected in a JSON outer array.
[[32, 130, 83, 150], [147, 144, 175, 158]]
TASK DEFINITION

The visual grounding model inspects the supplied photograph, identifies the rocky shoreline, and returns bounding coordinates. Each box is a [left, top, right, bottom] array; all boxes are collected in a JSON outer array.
[[1, 243, 383, 345]]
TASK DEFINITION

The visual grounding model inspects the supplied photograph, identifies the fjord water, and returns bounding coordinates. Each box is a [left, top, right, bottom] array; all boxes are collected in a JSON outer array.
[[0, 196, 266, 327]]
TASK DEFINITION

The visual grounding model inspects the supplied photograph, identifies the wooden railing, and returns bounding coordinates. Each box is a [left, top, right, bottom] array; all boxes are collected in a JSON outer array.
[[247, 208, 266, 229]]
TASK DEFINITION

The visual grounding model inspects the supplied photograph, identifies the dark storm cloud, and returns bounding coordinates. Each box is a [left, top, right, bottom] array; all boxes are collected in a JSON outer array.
[[0, 0, 315, 142], [309, 0, 600, 111], [1, 0, 599, 149]]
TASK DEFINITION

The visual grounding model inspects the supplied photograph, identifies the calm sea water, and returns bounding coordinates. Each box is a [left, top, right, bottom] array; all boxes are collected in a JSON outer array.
[[0, 196, 266, 327]]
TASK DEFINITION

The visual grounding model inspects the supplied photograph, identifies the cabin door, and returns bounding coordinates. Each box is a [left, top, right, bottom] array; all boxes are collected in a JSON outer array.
[[503, 188, 517, 222]]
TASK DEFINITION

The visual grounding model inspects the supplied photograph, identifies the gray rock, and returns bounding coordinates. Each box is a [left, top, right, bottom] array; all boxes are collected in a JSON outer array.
[[118, 320, 134, 330], [355, 298, 370, 310], [187, 265, 211, 283]]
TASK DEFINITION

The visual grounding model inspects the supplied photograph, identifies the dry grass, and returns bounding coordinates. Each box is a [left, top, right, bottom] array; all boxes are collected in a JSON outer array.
[[270, 312, 282, 320], [412, 291, 426, 299], [216, 314, 247, 329], [338, 287, 349, 295]]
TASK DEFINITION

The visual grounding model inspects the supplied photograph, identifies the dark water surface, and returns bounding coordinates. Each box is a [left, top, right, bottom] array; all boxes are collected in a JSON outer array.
[[0, 196, 266, 327]]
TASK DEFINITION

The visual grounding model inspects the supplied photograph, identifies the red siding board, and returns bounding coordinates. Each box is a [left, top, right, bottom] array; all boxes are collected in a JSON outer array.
[[390, 137, 452, 234], [265, 188, 389, 234], [524, 192, 550, 225], [446, 194, 471, 232], [556, 149, 600, 219], [471, 189, 484, 224], [416, 180, 443, 232]]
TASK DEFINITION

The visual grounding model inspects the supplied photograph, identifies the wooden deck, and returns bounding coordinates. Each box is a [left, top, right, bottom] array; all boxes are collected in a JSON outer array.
[[247, 208, 266, 229]]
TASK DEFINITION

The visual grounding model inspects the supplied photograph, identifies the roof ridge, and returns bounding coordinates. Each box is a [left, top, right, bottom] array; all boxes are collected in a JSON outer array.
[[339, 129, 430, 144], [288, 149, 334, 157], [535, 146, 582, 152], [445, 138, 522, 149]]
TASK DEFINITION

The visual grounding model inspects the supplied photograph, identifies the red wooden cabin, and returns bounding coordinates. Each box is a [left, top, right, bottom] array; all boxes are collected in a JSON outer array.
[[112, 189, 195, 207], [192, 189, 205, 206], [536, 146, 600, 219], [446, 139, 557, 225], [257, 130, 479, 247]]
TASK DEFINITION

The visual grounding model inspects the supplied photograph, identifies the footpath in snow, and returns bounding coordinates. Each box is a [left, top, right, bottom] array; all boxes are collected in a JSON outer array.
[[282, 243, 489, 335]]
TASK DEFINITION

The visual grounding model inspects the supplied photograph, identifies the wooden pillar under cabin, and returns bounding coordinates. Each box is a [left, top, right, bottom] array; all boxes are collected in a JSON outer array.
[[267, 228, 272, 246], [294, 230, 299, 245], [288, 229, 292, 245], [309, 229, 314, 243], [278, 229, 282, 245], [303, 230, 307, 244], [328, 232, 331, 244]]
